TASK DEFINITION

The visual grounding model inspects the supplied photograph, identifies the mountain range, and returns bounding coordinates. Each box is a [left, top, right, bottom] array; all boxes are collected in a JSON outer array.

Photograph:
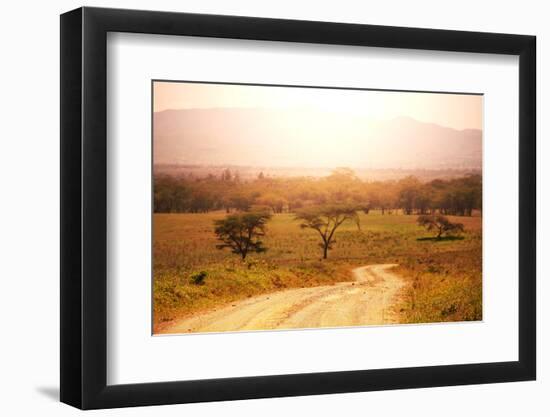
[[153, 108, 482, 170]]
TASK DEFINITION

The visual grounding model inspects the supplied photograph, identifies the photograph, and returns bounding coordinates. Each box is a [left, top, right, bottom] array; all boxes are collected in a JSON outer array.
[[152, 80, 483, 335]]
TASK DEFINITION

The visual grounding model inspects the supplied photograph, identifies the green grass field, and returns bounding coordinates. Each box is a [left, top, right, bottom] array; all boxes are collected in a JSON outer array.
[[153, 211, 482, 331]]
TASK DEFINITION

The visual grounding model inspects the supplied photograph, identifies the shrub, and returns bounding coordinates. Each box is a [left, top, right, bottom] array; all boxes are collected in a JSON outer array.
[[190, 271, 207, 285]]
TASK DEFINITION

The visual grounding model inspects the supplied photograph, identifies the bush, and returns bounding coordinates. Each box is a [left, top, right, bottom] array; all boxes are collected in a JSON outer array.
[[190, 271, 207, 285]]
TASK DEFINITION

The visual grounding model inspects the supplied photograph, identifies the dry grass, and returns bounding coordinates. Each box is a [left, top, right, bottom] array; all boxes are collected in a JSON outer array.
[[394, 249, 482, 323], [153, 211, 482, 331]]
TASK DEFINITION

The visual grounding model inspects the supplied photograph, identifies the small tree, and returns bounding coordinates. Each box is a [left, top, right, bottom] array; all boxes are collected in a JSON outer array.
[[214, 211, 272, 260], [417, 214, 464, 239], [295, 204, 360, 259]]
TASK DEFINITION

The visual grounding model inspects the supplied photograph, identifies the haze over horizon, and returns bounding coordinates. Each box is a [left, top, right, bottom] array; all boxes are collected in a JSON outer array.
[[153, 82, 483, 171]]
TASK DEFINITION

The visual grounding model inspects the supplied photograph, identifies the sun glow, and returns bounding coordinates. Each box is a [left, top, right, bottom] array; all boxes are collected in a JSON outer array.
[[153, 81, 482, 131], [153, 81, 482, 170]]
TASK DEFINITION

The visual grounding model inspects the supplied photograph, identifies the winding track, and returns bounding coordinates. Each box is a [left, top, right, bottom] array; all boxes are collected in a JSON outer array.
[[160, 264, 404, 334]]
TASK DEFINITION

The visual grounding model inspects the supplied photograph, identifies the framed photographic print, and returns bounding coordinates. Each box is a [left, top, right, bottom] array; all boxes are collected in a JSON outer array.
[[60, 7, 536, 409]]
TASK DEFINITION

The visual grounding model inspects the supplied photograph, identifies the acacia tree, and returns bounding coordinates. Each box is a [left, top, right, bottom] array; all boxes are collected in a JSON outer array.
[[295, 205, 360, 259], [214, 211, 272, 260], [417, 214, 464, 239]]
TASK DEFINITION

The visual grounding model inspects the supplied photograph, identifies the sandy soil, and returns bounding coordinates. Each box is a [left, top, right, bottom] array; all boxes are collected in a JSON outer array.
[[159, 264, 405, 334]]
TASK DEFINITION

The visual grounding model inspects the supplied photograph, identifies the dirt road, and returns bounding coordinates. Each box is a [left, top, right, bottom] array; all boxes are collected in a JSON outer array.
[[160, 264, 405, 334]]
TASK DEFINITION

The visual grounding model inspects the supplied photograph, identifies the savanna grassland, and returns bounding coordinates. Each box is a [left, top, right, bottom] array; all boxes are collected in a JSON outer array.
[[153, 209, 482, 332], [152, 81, 484, 333]]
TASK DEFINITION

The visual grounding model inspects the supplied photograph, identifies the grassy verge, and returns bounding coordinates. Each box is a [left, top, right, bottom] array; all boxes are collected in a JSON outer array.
[[394, 249, 482, 323], [154, 259, 353, 332]]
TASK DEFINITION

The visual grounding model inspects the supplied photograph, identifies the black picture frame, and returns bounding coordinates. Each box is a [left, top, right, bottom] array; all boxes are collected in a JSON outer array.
[[60, 6, 536, 410]]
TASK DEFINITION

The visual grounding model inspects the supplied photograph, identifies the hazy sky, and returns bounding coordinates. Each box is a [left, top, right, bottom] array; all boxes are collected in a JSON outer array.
[[153, 81, 482, 131]]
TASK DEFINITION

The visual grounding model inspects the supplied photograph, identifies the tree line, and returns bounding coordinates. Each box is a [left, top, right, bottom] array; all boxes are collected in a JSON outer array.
[[154, 168, 481, 217]]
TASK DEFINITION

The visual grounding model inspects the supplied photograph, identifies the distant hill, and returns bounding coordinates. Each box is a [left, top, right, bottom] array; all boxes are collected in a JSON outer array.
[[153, 108, 482, 170]]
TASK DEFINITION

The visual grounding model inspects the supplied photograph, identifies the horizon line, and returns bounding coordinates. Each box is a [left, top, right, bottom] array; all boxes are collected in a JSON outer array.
[[152, 109, 482, 132]]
